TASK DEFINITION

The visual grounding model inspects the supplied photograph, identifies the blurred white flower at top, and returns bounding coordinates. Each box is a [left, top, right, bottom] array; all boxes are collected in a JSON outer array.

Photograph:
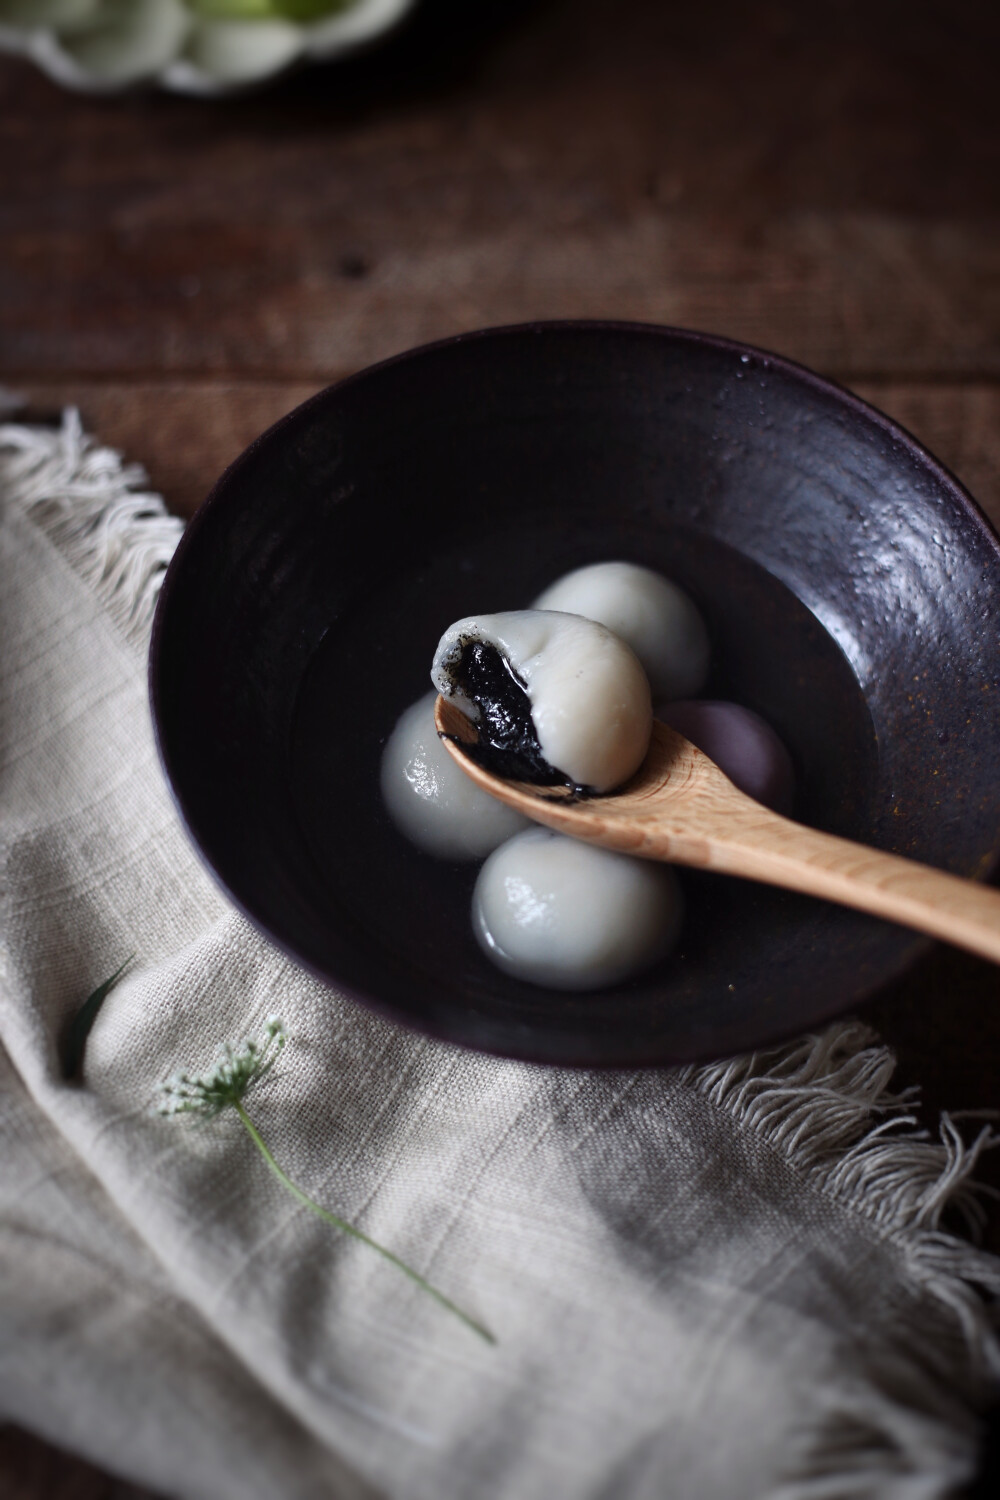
[[0, 0, 417, 92]]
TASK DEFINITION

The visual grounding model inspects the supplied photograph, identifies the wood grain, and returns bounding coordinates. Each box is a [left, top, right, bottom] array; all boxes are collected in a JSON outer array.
[[9, 380, 318, 517], [1, 0, 999, 382], [3, 211, 997, 381]]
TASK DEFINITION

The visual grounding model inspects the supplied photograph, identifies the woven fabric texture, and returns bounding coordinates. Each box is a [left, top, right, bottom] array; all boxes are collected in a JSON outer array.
[[1, 412, 999, 1500]]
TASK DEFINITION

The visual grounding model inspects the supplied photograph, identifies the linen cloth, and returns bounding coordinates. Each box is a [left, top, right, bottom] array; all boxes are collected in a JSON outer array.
[[2, 410, 999, 1500]]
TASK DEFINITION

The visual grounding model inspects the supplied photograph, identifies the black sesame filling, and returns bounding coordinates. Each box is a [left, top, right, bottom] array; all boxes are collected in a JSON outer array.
[[446, 640, 574, 789]]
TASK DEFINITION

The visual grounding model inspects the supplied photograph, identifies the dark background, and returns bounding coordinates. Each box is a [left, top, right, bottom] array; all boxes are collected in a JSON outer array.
[[2, 0, 999, 1493]]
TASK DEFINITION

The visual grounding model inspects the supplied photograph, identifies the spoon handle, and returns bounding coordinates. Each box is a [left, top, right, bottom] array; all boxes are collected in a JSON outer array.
[[680, 804, 1000, 964], [433, 697, 1000, 961]]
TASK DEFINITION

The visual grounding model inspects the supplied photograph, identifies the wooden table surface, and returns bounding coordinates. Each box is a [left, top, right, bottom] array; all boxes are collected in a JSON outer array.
[[2, 0, 999, 1494]]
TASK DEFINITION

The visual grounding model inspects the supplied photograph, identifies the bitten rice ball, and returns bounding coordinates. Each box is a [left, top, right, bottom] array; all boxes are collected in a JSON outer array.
[[381, 693, 530, 859], [533, 561, 709, 701], [473, 827, 683, 989], [431, 609, 652, 794]]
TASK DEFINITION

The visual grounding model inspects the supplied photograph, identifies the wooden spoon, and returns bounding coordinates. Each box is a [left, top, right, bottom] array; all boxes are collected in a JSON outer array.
[[435, 695, 1000, 964]]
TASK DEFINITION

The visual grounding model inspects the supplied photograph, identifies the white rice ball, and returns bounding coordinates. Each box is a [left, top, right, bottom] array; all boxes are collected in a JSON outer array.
[[473, 828, 683, 990], [380, 693, 530, 859], [533, 561, 709, 701], [431, 609, 652, 793]]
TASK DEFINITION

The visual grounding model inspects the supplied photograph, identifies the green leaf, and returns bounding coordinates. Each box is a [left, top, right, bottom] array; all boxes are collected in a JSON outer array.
[[61, 956, 134, 1081], [187, 0, 354, 21]]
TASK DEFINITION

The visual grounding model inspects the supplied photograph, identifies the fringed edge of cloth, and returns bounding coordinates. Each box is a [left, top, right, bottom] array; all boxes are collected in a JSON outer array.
[[685, 1022, 1000, 1365], [0, 406, 184, 653], [683, 1030, 1000, 1492]]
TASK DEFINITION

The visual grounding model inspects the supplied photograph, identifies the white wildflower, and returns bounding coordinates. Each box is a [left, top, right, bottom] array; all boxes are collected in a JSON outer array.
[[157, 1014, 495, 1342], [158, 1015, 286, 1118]]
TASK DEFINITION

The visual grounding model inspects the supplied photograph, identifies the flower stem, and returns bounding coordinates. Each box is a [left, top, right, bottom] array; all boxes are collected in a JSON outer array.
[[234, 1103, 495, 1345]]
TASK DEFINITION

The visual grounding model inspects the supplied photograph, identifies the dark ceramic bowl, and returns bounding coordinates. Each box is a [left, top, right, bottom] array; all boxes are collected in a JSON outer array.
[[149, 322, 1000, 1067]]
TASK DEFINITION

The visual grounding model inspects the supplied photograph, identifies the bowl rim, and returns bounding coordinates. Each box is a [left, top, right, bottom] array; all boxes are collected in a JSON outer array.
[[148, 319, 1000, 1066]]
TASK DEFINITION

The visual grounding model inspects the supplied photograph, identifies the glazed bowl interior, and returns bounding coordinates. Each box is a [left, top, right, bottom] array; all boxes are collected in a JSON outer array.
[[150, 323, 1000, 1066]]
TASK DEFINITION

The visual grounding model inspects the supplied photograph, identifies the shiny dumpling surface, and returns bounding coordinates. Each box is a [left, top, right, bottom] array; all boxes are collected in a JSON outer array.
[[473, 827, 683, 990], [380, 693, 531, 859], [431, 609, 652, 793], [533, 561, 709, 701]]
